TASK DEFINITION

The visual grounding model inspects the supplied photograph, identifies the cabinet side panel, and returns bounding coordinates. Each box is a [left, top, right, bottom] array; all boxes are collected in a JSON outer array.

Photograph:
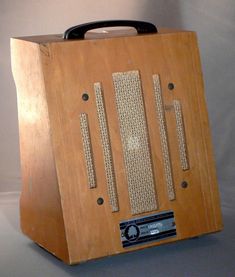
[[189, 33, 223, 231], [11, 39, 70, 263]]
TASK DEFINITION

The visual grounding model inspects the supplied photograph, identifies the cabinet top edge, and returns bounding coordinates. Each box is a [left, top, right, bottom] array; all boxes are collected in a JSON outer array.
[[11, 28, 195, 44]]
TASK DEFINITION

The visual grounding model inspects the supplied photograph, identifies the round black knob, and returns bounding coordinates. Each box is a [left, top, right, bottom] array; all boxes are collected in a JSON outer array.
[[168, 83, 175, 90], [181, 181, 188, 188], [97, 197, 104, 205], [82, 93, 89, 101]]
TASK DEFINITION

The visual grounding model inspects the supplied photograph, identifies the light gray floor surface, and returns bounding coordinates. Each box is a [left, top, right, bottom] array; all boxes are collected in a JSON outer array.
[[0, 183, 234, 277]]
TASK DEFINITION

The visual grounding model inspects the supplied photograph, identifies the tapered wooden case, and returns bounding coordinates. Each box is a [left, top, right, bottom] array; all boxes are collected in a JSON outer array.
[[11, 27, 222, 264]]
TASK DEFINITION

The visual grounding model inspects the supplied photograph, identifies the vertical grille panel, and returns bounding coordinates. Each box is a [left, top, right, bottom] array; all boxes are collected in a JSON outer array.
[[152, 74, 175, 200], [94, 82, 119, 212], [173, 100, 189, 171], [79, 113, 96, 189], [113, 70, 158, 215]]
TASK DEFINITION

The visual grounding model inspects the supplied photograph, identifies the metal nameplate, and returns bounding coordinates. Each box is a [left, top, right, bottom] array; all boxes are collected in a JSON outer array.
[[120, 210, 176, 248]]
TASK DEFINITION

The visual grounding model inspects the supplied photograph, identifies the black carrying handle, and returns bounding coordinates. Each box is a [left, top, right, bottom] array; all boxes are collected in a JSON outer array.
[[63, 20, 157, 40]]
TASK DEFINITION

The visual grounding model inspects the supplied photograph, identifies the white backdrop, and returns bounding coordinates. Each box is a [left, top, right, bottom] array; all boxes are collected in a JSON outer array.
[[0, 0, 234, 194]]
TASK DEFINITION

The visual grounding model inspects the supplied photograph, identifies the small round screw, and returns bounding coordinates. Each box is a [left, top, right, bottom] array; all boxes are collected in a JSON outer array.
[[82, 93, 89, 101], [97, 197, 104, 205], [181, 181, 188, 188], [168, 83, 175, 90]]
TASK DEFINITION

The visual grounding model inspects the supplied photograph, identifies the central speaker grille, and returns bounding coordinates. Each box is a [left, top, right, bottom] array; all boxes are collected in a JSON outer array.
[[113, 70, 158, 215]]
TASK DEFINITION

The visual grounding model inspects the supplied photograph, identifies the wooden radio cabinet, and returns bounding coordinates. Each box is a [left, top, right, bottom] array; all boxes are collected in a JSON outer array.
[[11, 20, 222, 264]]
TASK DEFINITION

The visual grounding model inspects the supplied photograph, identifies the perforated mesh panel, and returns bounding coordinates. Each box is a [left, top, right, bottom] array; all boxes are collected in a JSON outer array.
[[79, 113, 96, 188], [94, 82, 119, 212], [113, 70, 158, 215], [152, 74, 175, 200], [173, 100, 189, 171]]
